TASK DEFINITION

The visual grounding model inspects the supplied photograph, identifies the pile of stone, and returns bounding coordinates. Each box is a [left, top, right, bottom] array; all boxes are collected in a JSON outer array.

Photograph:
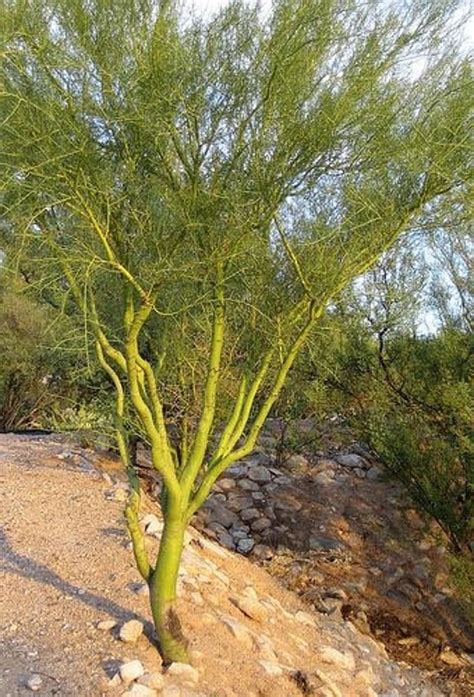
[[192, 453, 303, 557]]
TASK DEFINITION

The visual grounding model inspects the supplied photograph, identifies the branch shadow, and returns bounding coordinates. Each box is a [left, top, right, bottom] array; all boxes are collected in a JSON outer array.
[[0, 526, 154, 638]]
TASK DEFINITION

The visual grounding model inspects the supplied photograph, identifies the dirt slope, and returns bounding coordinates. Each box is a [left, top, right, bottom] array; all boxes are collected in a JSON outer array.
[[0, 433, 467, 696]]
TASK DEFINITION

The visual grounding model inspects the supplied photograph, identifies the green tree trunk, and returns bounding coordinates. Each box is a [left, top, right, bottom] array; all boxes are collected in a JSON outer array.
[[149, 516, 189, 664]]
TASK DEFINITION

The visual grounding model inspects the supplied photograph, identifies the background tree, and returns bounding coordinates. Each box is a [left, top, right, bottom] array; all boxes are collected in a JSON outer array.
[[1, 0, 471, 662]]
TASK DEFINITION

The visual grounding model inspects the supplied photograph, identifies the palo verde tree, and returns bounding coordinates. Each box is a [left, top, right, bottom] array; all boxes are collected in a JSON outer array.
[[1, 0, 471, 662]]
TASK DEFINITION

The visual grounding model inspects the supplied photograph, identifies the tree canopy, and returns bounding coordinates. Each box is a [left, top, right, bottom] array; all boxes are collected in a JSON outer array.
[[1, 0, 472, 663]]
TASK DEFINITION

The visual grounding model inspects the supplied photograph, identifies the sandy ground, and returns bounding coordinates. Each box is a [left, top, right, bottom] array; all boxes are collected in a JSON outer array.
[[0, 433, 451, 696]]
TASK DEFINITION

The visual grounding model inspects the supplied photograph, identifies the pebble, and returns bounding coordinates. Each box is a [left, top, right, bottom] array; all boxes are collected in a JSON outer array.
[[220, 614, 254, 648], [137, 673, 165, 690], [247, 466, 272, 483], [336, 453, 368, 469], [240, 508, 260, 522], [167, 662, 199, 685], [119, 660, 145, 683], [251, 517, 272, 533], [319, 646, 355, 671], [26, 675, 42, 692], [218, 478, 236, 491], [119, 619, 144, 643], [233, 596, 269, 622], [259, 660, 283, 676], [239, 479, 260, 491], [122, 684, 157, 696], [142, 514, 163, 536], [439, 648, 465, 666], [294, 610, 316, 627], [237, 538, 255, 554], [97, 619, 117, 631]]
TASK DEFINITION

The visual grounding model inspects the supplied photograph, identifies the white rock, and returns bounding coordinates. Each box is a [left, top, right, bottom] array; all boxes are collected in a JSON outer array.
[[137, 673, 164, 690], [26, 675, 42, 692], [167, 662, 199, 685], [259, 660, 283, 676], [142, 514, 163, 536], [313, 669, 342, 697], [119, 660, 145, 683], [161, 687, 182, 697], [122, 684, 157, 696], [220, 614, 254, 648], [218, 478, 236, 491], [234, 596, 269, 622], [97, 619, 117, 631], [242, 586, 259, 600], [119, 619, 144, 643], [294, 610, 316, 627], [319, 646, 355, 671], [440, 648, 465, 666]]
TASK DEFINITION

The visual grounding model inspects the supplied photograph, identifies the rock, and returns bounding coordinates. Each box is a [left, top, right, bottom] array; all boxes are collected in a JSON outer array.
[[207, 521, 228, 536], [274, 475, 291, 486], [242, 586, 259, 600], [314, 472, 334, 486], [313, 668, 343, 697], [142, 513, 163, 536], [216, 530, 236, 550], [439, 648, 465, 666], [398, 637, 420, 647], [274, 498, 302, 513], [210, 493, 227, 504], [122, 684, 157, 697], [240, 508, 261, 522], [108, 673, 122, 689], [246, 451, 273, 466], [220, 614, 254, 648], [286, 454, 309, 470], [256, 635, 278, 662], [26, 675, 42, 692], [295, 610, 316, 627], [218, 478, 236, 491], [366, 466, 383, 481], [97, 619, 117, 631], [161, 687, 181, 697], [119, 619, 144, 643], [252, 544, 273, 560], [233, 596, 269, 622], [137, 673, 164, 690], [259, 660, 283, 676], [167, 662, 199, 685], [319, 646, 355, 671], [308, 536, 345, 552], [251, 517, 272, 533], [251, 492, 265, 501], [247, 466, 272, 483], [119, 660, 145, 683], [207, 504, 239, 528], [227, 496, 255, 513], [112, 488, 129, 502], [336, 453, 368, 469], [239, 479, 261, 491], [404, 508, 425, 529], [236, 538, 255, 554]]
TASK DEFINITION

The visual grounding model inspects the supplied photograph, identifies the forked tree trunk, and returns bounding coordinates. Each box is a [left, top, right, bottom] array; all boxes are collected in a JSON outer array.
[[148, 516, 189, 664]]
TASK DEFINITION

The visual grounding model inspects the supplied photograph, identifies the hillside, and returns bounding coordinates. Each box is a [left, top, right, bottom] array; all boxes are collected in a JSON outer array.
[[1, 429, 472, 696]]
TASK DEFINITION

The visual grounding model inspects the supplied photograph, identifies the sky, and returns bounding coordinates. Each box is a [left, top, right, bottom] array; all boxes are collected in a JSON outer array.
[[188, 0, 474, 53]]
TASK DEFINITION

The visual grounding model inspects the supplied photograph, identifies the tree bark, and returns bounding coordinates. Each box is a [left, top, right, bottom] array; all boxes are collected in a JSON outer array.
[[149, 517, 189, 664]]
